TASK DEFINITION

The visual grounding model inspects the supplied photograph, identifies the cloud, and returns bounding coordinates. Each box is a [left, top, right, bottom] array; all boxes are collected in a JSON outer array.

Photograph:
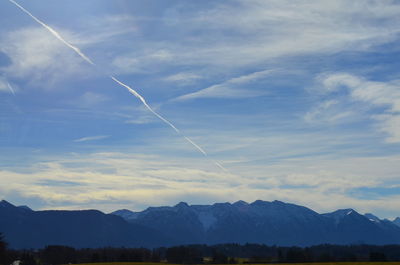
[[0, 27, 90, 87], [125, 115, 155, 125], [164, 72, 201, 84], [74, 92, 109, 106], [0, 76, 12, 94], [6, 82, 16, 95], [1, 151, 400, 217], [304, 99, 356, 125], [110, 0, 400, 75], [2, 1, 400, 218], [8, 1, 221, 168], [0, 75, 18, 95], [70, 14, 138, 46], [111, 56, 142, 74], [316, 73, 400, 142], [73, 135, 110, 142], [0, 13, 138, 88], [174, 69, 274, 101], [111, 49, 175, 74], [374, 115, 400, 143]]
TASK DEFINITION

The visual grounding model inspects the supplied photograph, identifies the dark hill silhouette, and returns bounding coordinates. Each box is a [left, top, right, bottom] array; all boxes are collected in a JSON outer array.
[[0, 200, 173, 249]]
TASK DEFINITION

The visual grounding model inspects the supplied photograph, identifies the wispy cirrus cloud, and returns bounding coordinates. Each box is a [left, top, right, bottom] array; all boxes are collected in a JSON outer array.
[[69, 14, 138, 46], [312, 72, 400, 142], [0, 27, 90, 87], [304, 99, 356, 125], [0, 13, 138, 88], [110, 0, 400, 76], [0, 76, 15, 94], [164, 72, 202, 85], [174, 69, 275, 101], [125, 115, 156, 125], [73, 135, 110, 143], [74, 91, 109, 106]]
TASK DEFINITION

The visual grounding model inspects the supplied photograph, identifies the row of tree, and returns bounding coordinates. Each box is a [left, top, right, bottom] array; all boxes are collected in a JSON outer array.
[[1, 233, 400, 264], [0, 234, 7, 265], [164, 244, 400, 263]]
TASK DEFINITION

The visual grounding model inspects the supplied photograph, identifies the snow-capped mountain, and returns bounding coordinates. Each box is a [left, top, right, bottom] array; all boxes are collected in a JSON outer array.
[[1, 199, 400, 249], [113, 200, 400, 246]]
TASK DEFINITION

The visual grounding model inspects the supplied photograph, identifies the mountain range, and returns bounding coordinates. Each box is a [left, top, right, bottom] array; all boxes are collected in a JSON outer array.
[[1, 199, 400, 249]]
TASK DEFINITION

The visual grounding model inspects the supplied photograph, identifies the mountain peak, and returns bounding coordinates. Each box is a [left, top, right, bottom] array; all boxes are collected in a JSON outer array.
[[175, 201, 189, 208], [0, 200, 15, 208], [323, 208, 359, 223], [331, 208, 355, 215], [393, 217, 400, 227], [251, 199, 268, 206], [250, 199, 288, 207], [111, 209, 138, 220], [365, 213, 381, 222], [112, 209, 134, 215], [233, 200, 248, 206]]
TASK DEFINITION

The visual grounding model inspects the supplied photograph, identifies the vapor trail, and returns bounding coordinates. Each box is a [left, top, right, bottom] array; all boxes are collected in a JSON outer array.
[[10, 0, 229, 172], [110, 76, 180, 133], [9, 0, 94, 66], [215, 162, 229, 172]]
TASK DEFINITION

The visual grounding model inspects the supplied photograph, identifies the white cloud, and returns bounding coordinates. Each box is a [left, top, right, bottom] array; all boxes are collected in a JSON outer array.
[[1, 151, 400, 217], [0, 76, 18, 94], [316, 73, 400, 142], [0, 77, 11, 93], [164, 72, 201, 84], [110, 0, 400, 74], [0, 27, 91, 87], [174, 69, 274, 101], [304, 99, 356, 124], [70, 14, 138, 46], [75, 91, 109, 106], [111, 49, 175, 74], [73, 135, 110, 142], [374, 115, 400, 143], [0, 14, 138, 88], [125, 115, 155, 125], [317, 73, 363, 93], [111, 56, 142, 74]]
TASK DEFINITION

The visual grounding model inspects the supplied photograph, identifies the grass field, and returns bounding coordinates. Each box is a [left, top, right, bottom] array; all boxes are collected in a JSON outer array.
[[72, 262, 400, 265]]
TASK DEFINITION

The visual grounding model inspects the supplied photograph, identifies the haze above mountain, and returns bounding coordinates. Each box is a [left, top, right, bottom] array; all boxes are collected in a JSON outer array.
[[1, 199, 400, 249]]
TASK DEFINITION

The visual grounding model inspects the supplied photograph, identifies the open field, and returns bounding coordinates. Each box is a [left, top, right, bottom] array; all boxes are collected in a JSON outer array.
[[72, 262, 400, 265]]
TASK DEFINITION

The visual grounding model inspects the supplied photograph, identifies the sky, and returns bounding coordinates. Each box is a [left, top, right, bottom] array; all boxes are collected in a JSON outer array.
[[0, 0, 400, 219]]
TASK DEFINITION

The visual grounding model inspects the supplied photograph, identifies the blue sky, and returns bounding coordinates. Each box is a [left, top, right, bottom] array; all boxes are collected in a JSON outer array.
[[1, 0, 400, 219]]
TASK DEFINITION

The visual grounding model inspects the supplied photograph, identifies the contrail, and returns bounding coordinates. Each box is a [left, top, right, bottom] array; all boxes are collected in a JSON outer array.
[[110, 76, 180, 133], [9, 0, 94, 66], [7, 82, 15, 95], [9, 0, 229, 172]]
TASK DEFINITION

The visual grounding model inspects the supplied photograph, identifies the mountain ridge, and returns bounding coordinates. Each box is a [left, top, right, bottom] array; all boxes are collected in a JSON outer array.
[[0, 200, 174, 249], [112, 200, 400, 246], [1, 199, 400, 249]]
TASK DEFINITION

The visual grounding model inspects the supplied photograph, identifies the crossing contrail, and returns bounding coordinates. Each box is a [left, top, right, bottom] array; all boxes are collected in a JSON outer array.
[[9, 0, 228, 172]]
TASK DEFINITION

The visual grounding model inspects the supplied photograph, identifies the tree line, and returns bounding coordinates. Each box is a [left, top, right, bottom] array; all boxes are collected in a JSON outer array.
[[1, 233, 400, 264]]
